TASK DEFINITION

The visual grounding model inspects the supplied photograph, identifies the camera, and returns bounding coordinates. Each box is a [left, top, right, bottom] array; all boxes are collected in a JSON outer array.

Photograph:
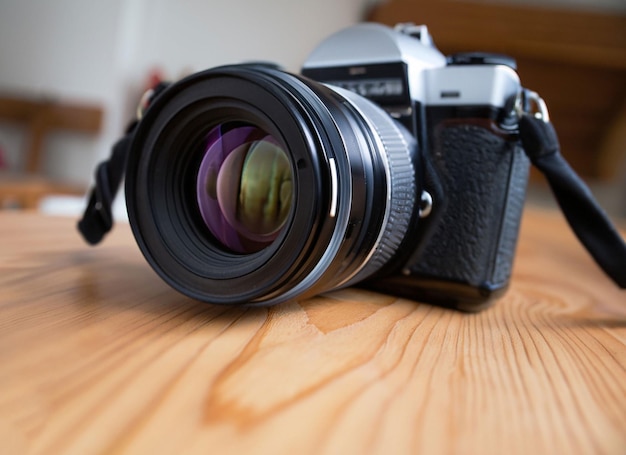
[[110, 23, 534, 311]]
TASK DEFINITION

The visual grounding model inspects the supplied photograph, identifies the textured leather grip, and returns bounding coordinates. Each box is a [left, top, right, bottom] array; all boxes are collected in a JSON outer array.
[[409, 123, 529, 291]]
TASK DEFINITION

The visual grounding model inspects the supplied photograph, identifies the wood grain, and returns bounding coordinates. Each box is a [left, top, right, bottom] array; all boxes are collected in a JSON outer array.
[[0, 207, 625, 454]]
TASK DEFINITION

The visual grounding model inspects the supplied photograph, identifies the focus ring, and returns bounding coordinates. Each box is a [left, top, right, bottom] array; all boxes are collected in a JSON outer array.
[[334, 87, 416, 285]]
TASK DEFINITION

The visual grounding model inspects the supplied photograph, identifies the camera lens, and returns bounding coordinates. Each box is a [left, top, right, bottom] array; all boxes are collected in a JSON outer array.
[[196, 123, 293, 253], [125, 65, 420, 305]]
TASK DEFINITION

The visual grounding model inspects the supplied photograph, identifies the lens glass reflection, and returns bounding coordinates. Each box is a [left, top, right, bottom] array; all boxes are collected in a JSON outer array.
[[196, 124, 293, 253]]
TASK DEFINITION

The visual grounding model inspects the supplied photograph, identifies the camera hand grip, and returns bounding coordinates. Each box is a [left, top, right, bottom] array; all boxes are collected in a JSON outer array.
[[406, 122, 530, 304]]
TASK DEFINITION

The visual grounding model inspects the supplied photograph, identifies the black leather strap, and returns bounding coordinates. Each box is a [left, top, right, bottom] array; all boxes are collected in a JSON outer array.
[[77, 123, 136, 245], [519, 114, 626, 288], [77, 82, 169, 245]]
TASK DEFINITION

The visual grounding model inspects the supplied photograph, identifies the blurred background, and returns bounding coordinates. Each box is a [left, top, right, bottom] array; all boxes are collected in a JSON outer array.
[[0, 0, 624, 217]]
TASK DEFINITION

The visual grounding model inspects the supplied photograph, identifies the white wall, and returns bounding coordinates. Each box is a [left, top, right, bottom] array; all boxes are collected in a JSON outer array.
[[0, 0, 369, 188], [0, 0, 126, 183]]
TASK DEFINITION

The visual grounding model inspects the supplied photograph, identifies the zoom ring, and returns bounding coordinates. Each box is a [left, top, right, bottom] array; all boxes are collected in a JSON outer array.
[[337, 89, 416, 285]]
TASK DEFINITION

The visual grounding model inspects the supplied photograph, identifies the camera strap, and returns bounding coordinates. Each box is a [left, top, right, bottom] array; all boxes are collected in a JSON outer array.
[[77, 82, 169, 244], [77, 122, 137, 245], [518, 95, 626, 288]]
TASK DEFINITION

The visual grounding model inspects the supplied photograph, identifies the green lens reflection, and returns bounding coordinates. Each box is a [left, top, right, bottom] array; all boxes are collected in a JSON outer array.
[[217, 139, 293, 241]]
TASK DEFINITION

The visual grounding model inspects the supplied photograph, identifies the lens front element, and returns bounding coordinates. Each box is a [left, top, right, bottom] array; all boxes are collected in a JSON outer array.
[[196, 124, 293, 253]]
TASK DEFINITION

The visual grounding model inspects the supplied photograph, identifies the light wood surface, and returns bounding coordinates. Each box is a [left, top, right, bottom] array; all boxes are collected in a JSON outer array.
[[0, 207, 625, 454]]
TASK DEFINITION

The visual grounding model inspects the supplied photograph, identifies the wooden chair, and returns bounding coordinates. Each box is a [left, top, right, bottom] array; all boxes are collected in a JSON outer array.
[[0, 95, 103, 209], [368, 0, 626, 181]]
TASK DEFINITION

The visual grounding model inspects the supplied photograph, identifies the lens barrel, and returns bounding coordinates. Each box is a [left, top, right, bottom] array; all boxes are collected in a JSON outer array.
[[125, 65, 419, 305]]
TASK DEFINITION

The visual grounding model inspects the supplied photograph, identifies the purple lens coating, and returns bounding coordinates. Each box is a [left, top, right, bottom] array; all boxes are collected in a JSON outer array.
[[196, 124, 293, 253]]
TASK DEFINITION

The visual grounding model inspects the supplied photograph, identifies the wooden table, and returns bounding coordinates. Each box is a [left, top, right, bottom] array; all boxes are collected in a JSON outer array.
[[1, 207, 625, 454]]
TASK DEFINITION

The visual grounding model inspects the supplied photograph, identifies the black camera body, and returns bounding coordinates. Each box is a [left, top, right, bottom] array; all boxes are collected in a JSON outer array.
[[119, 23, 531, 311], [302, 23, 530, 309]]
